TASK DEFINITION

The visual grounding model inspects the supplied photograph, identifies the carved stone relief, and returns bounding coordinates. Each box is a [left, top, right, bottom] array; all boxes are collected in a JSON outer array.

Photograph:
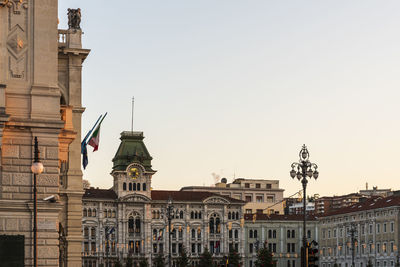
[[6, 0, 28, 80]]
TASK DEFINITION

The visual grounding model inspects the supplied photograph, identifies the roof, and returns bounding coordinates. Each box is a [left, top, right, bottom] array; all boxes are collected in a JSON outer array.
[[321, 195, 400, 217], [83, 188, 245, 204], [151, 190, 245, 203], [83, 188, 117, 199], [112, 131, 154, 172], [244, 213, 317, 221]]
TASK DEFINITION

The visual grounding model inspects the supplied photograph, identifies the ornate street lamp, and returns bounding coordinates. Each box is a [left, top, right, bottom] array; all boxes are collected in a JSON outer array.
[[31, 137, 44, 267], [165, 196, 176, 267], [290, 144, 318, 267]]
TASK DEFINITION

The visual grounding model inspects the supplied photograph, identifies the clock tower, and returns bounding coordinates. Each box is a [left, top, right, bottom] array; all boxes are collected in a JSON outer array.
[[111, 131, 156, 199]]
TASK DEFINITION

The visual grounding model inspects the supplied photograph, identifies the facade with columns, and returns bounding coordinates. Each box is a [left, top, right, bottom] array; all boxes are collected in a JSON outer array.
[[0, 2, 88, 266], [82, 131, 246, 267], [318, 195, 400, 267]]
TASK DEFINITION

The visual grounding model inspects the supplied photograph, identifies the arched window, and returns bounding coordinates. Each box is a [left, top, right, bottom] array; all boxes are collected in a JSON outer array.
[[197, 228, 201, 239], [137, 183, 141, 191], [228, 212, 232, 220], [287, 230, 291, 238], [194, 211, 198, 219], [236, 212, 239, 220], [191, 229, 196, 239], [128, 217, 134, 233], [108, 210, 111, 218], [234, 229, 239, 239], [273, 230, 277, 238], [88, 209, 92, 217], [93, 209, 97, 217], [83, 208, 87, 217], [157, 211, 160, 219], [216, 217, 221, 233], [292, 230, 295, 238], [129, 183, 132, 191], [143, 183, 146, 191], [91, 227, 96, 238], [199, 211, 202, 219], [153, 229, 157, 240], [135, 218, 141, 233], [104, 209, 107, 218], [254, 230, 258, 238], [172, 229, 176, 239], [268, 229, 272, 238], [180, 211, 184, 219], [123, 182, 127, 190], [229, 229, 233, 239], [112, 210, 116, 218], [191, 211, 194, 219], [209, 218, 214, 234], [84, 227, 89, 237], [178, 227, 183, 239], [132, 183, 136, 191], [249, 230, 253, 238]]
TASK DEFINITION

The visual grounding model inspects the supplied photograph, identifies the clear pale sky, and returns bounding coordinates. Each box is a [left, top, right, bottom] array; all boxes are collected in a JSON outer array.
[[58, 1, 400, 197]]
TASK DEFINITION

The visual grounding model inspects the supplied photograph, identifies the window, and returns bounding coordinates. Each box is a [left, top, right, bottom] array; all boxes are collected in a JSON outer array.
[[123, 182, 127, 190], [234, 229, 238, 239], [307, 230, 311, 239], [132, 183, 136, 191], [292, 230, 295, 238], [137, 183, 141, 191], [83, 208, 87, 217], [249, 230, 253, 238], [256, 183, 261, 188], [88, 209, 92, 217], [391, 222, 394, 232], [254, 230, 258, 238], [245, 183, 250, 188], [268, 230, 272, 238], [245, 196, 252, 202], [91, 227, 96, 238], [246, 209, 252, 214], [93, 209, 96, 217], [256, 196, 263, 203], [129, 183, 132, 191], [369, 224, 373, 234], [266, 184, 272, 189], [267, 196, 274, 203], [84, 227, 89, 238], [287, 230, 291, 238], [377, 224, 380, 233], [249, 243, 253, 253], [256, 209, 263, 214], [273, 230, 277, 238], [143, 183, 146, 191]]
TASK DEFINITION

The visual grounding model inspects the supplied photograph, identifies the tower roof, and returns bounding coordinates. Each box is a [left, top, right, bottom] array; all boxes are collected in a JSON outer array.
[[112, 131, 154, 172]]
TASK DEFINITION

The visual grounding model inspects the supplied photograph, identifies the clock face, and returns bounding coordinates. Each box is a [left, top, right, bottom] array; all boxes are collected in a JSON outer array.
[[128, 167, 140, 179]]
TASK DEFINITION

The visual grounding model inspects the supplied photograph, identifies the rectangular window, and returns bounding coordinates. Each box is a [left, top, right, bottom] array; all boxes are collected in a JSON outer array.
[[266, 184, 272, 189], [172, 243, 177, 254], [246, 209, 252, 214], [256, 196, 263, 203], [245, 196, 252, 202], [245, 183, 250, 188], [249, 243, 253, 254], [84, 242, 89, 252], [391, 222, 394, 232], [377, 224, 381, 233], [153, 243, 157, 253], [159, 244, 163, 253], [256, 183, 261, 188], [384, 223, 387, 233], [198, 243, 201, 254], [192, 243, 196, 253], [256, 209, 263, 214], [267, 196, 274, 203]]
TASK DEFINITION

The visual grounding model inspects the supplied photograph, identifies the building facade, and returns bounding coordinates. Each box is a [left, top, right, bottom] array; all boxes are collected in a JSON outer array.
[[318, 195, 400, 267], [0, 2, 88, 266], [181, 178, 285, 215], [243, 213, 318, 267], [82, 131, 246, 267]]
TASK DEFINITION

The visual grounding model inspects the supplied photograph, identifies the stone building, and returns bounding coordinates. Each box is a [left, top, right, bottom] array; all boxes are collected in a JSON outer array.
[[0, 2, 88, 266], [318, 195, 400, 267], [181, 178, 285, 215], [82, 131, 246, 267], [243, 213, 318, 267]]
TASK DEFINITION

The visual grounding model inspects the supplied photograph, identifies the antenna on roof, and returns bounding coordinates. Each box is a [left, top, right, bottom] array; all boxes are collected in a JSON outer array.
[[131, 96, 134, 132]]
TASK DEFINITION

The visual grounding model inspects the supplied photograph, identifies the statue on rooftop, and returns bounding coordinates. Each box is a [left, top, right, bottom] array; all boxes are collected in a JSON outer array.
[[68, 8, 81, 30]]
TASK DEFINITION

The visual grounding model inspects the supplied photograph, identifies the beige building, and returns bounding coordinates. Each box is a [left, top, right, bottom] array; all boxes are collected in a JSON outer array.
[[0, 2, 88, 266], [318, 195, 400, 267], [181, 178, 285, 215], [243, 213, 319, 267]]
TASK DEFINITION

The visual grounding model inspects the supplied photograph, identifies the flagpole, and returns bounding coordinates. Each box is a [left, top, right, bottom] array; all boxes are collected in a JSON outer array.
[[87, 112, 108, 140], [131, 97, 134, 132]]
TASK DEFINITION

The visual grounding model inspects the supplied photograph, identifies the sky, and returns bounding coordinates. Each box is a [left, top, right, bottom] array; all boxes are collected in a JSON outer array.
[[58, 1, 400, 198]]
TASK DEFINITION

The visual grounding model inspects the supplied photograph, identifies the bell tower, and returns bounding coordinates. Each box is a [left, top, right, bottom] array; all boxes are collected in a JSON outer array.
[[111, 131, 156, 199]]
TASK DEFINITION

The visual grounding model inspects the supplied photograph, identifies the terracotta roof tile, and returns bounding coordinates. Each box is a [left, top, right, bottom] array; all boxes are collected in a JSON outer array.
[[83, 188, 117, 199], [244, 213, 317, 221], [321, 195, 400, 217], [151, 190, 245, 203]]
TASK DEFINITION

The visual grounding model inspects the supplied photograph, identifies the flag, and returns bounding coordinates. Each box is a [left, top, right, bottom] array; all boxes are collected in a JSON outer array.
[[88, 112, 107, 152], [88, 125, 101, 151], [82, 144, 88, 169]]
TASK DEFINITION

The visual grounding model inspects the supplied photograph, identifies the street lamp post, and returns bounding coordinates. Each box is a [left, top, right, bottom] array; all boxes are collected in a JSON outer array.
[[290, 144, 319, 267], [166, 196, 175, 267], [349, 224, 357, 267], [31, 137, 44, 267]]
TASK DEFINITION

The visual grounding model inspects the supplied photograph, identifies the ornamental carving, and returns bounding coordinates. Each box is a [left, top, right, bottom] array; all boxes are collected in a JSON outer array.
[[203, 196, 229, 204]]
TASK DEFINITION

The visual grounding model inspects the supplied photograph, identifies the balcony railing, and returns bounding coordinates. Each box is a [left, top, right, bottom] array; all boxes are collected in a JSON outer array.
[[58, 29, 67, 47]]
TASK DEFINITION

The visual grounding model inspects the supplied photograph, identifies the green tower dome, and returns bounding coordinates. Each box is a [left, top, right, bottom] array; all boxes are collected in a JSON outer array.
[[112, 131, 154, 171]]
